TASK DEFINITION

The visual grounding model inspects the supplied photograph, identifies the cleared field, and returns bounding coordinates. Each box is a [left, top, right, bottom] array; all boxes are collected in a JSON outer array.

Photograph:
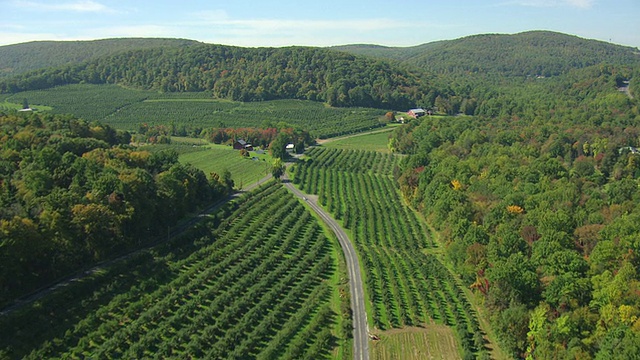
[[0, 100, 53, 112], [179, 145, 272, 189], [371, 326, 461, 360], [170, 136, 209, 145], [322, 130, 393, 153], [5, 84, 387, 138]]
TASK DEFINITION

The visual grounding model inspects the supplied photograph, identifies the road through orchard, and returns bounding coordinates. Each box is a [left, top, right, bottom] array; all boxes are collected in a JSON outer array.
[[283, 175, 370, 360]]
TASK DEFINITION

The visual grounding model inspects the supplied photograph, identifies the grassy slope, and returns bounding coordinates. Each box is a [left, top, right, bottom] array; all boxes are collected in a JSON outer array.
[[0, 99, 52, 111], [370, 326, 461, 360], [321, 128, 395, 153], [178, 144, 272, 190]]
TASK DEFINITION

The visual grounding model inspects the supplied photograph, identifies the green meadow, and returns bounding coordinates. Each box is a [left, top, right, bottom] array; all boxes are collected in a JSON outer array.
[[178, 144, 272, 189], [321, 128, 395, 153]]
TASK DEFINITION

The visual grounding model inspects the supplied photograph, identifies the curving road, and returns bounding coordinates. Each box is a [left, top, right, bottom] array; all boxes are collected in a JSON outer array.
[[283, 177, 369, 360], [2, 167, 372, 359]]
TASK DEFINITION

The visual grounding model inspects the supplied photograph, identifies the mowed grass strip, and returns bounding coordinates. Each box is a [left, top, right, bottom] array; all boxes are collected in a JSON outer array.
[[370, 326, 461, 360], [321, 129, 393, 153], [179, 144, 271, 189], [0, 99, 53, 111]]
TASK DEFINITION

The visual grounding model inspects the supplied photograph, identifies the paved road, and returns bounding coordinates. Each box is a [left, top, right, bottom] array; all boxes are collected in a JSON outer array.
[[283, 177, 370, 360], [2, 168, 371, 359]]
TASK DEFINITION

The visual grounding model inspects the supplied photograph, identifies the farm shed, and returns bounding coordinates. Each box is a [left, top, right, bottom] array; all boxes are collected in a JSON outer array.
[[285, 143, 295, 153], [234, 139, 253, 151], [407, 108, 426, 118]]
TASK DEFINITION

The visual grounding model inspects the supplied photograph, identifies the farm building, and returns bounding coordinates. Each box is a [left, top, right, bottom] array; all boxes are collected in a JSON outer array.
[[233, 139, 254, 151], [285, 143, 295, 153], [619, 146, 640, 155], [407, 108, 426, 118]]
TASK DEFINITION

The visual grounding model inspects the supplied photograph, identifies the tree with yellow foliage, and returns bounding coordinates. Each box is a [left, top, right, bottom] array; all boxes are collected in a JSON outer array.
[[507, 205, 524, 214]]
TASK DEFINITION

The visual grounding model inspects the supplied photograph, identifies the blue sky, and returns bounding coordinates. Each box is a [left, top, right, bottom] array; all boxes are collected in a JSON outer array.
[[1, 0, 639, 48]]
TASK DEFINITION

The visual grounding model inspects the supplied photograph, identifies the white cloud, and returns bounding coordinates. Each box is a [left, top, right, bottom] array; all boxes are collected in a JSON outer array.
[[190, 16, 411, 34], [0, 23, 27, 31], [179, 15, 417, 47], [12, 0, 113, 12], [565, 0, 594, 8], [175, 10, 456, 47], [0, 31, 61, 45], [502, 0, 595, 8], [194, 9, 231, 22], [86, 25, 175, 38]]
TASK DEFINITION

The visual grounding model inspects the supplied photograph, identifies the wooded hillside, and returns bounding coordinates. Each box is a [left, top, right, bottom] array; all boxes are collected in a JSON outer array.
[[335, 31, 640, 77], [2, 32, 638, 115], [0, 45, 440, 110], [391, 111, 640, 359], [0, 38, 200, 79], [0, 111, 233, 307]]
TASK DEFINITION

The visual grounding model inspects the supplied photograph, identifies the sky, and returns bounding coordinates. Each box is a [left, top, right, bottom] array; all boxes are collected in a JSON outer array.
[[1, 0, 639, 48]]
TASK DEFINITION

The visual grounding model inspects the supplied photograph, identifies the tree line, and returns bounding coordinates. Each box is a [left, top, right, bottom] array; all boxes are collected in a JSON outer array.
[[3, 33, 638, 122], [0, 45, 442, 110], [0, 111, 233, 307], [392, 113, 640, 358]]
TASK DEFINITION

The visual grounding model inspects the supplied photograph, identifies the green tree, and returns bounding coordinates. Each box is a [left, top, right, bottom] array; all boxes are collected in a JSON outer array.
[[269, 132, 289, 160], [493, 302, 530, 358], [271, 158, 285, 180], [595, 326, 640, 360]]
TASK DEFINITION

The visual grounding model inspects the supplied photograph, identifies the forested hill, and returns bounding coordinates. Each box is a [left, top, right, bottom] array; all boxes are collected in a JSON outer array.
[[2, 32, 638, 114], [0, 38, 201, 79], [329, 42, 444, 62], [335, 31, 640, 77], [0, 45, 439, 110]]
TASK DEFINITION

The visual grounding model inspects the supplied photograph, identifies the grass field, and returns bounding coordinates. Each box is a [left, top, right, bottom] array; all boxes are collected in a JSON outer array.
[[0, 100, 53, 112], [178, 144, 272, 189], [370, 326, 461, 360], [322, 129, 394, 153], [170, 136, 209, 145]]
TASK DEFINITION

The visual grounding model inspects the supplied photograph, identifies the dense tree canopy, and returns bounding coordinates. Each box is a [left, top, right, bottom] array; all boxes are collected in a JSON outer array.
[[392, 111, 640, 358], [337, 31, 640, 77], [0, 38, 201, 79], [0, 111, 233, 307], [0, 45, 440, 110], [3, 32, 638, 118]]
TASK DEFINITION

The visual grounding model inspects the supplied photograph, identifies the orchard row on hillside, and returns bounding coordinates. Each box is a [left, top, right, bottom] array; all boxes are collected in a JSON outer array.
[[0, 45, 439, 110], [0, 182, 350, 359], [2, 84, 387, 138], [292, 148, 489, 360]]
